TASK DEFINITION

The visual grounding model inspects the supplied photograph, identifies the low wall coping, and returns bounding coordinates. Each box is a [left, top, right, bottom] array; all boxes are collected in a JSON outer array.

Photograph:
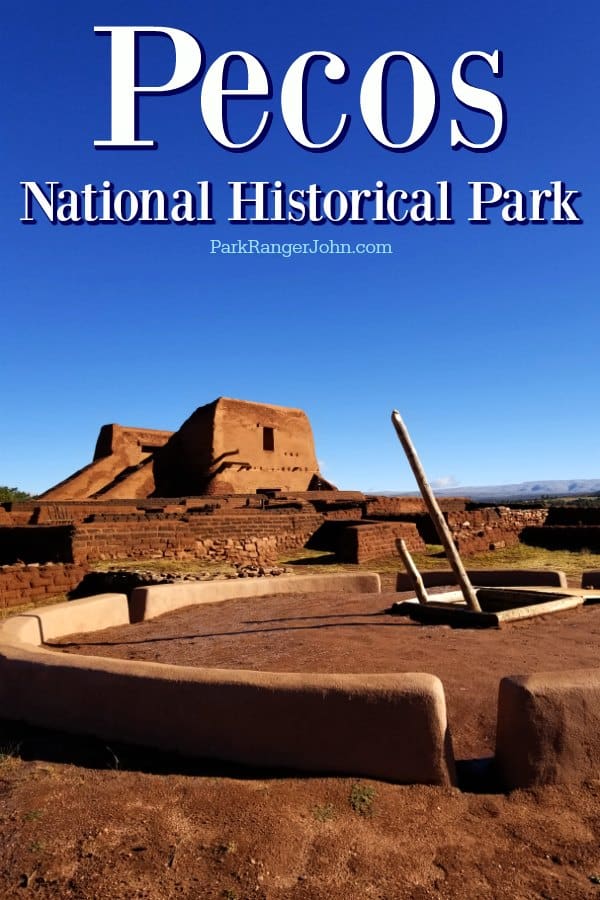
[[396, 569, 568, 591], [582, 570, 600, 589], [0, 593, 129, 646], [0, 573, 455, 785], [130, 572, 381, 622]]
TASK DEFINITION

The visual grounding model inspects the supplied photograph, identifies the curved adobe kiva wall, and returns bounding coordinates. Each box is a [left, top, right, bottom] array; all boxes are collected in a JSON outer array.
[[496, 670, 600, 789], [0, 574, 456, 786]]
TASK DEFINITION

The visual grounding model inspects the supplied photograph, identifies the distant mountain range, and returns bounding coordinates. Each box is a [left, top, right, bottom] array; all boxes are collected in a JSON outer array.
[[385, 479, 600, 502]]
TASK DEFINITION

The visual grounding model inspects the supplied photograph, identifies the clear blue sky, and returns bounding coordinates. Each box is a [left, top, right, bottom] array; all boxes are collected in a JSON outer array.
[[2, 1, 598, 495]]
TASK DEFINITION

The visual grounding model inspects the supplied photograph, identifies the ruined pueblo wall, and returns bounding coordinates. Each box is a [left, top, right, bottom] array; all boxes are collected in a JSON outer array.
[[69, 510, 324, 564], [0, 563, 87, 610], [0, 526, 75, 565], [1, 500, 185, 527], [337, 522, 426, 563], [447, 507, 549, 553], [364, 496, 468, 517], [521, 525, 600, 552]]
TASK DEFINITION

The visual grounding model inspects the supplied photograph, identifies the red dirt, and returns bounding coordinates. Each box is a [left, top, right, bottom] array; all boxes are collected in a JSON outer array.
[[50, 590, 600, 761], [0, 752, 598, 899], [2, 590, 600, 898]]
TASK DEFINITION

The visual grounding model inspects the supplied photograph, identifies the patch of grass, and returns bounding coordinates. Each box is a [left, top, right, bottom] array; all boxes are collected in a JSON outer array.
[[372, 543, 599, 579], [312, 802, 335, 822], [277, 548, 355, 574], [0, 742, 21, 768], [23, 810, 43, 822], [281, 543, 598, 584], [222, 889, 239, 900], [94, 558, 237, 576], [215, 841, 237, 856], [349, 783, 376, 817], [451, 544, 599, 580]]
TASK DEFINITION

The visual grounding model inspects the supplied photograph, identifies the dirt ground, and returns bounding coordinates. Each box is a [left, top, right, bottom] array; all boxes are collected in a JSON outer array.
[[52, 590, 600, 761], [1, 590, 599, 898], [0, 725, 599, 899]]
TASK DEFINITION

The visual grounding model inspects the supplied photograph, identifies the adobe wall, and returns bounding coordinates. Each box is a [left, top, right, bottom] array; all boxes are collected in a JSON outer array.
[[364, 497, 470, 544], [0, 563, 87, 610], [0, 499, 357, 573], [0, 526, 75, 564], [447, 508, 548, 553], [39, 456, 133, 502], [97, 458, 157, 500], [41, 425, 173, 501], [1, 498, 214, 526], [395, 568, 569, 591], [190, 536, 279, 566], [365, 496, 468, 517], [92, 424, 172, 462], [213, 398, 321, 493], [521, 525, 600, 552], [188, 510, 322, 556], [0, 644, 454, 787], [544, 506, 600, 526], [152, 401, 215, 496], [0, 506, 32, 526], [582, 571, 600, 589], [69, 511, 324, 563], [496, 670, 600, 788], [155, 398, 323, 496], [130, 572, 382, 620], [336, 522, 425, 564], [4, 493, 593, 580], [0, 580, 456, 785], [33, 502, 150, 524], [4, 583, 600, 787]]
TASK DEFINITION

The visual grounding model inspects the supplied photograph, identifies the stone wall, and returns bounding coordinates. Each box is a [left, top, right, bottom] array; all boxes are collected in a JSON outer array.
[[521, 525, 600, 552], [337, 522, 425, 564], [70, 511, 323, 563], [3, 498, 202, 526], [365, 496, 468, 517], [2, 492, 362, 527], [544, 507, 600, 526], [4, 493, 595, 584], [0, 563, 87, 609], [193, 536, 278, 566], [0, 526, 75, 565], [447, 508, 549, 553]]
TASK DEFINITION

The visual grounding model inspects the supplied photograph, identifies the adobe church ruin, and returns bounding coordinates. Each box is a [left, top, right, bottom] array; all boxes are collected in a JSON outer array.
[[2, 395, 595, 612], [41, 397, 334, 500]]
